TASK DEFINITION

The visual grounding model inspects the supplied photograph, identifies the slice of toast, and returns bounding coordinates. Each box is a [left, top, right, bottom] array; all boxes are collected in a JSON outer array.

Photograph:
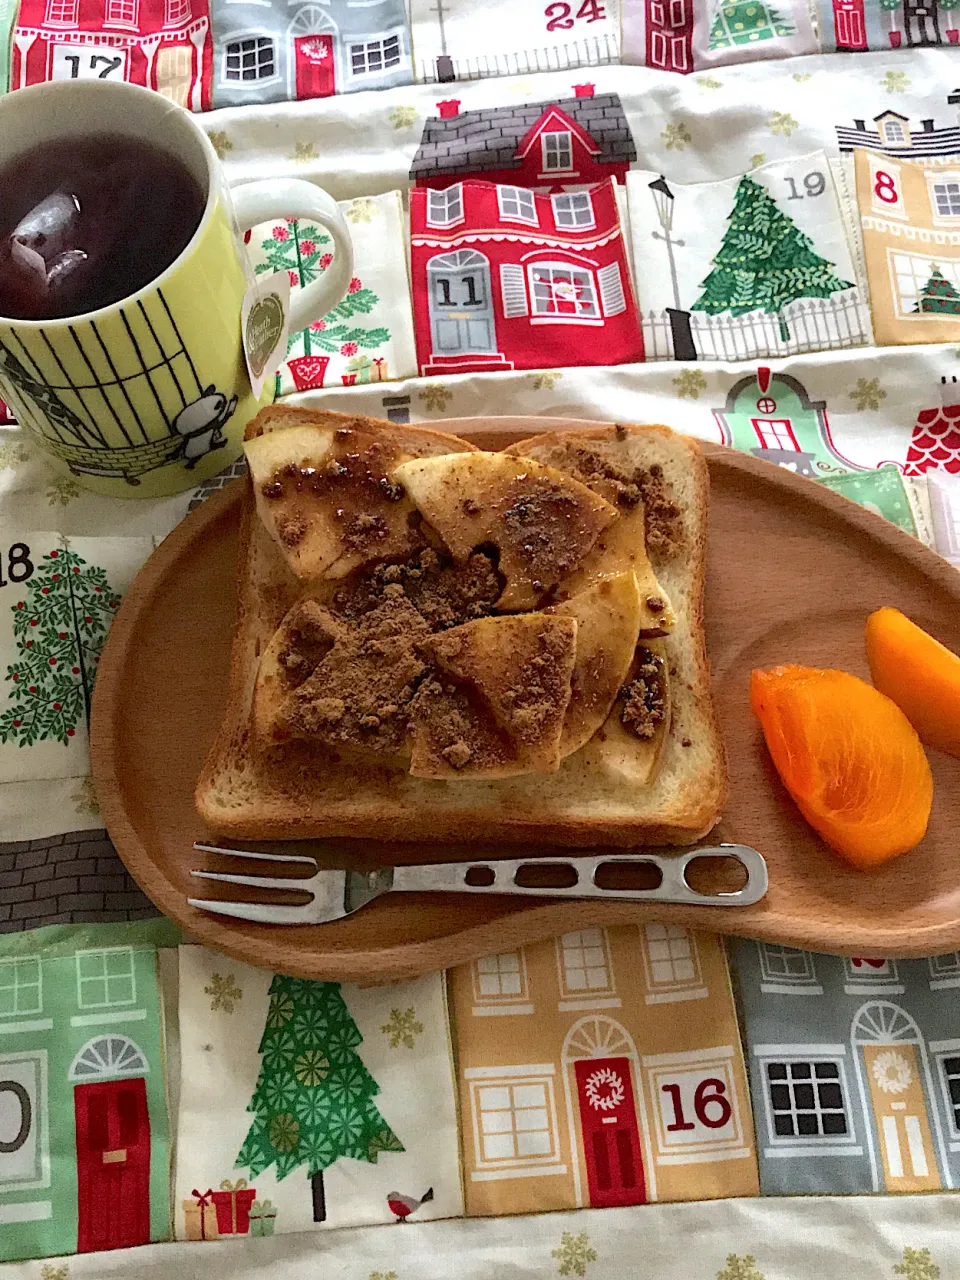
[[196, 411, 726, 847]]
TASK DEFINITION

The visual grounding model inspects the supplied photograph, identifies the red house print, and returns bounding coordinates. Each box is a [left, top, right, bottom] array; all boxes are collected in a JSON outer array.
[[831, 0, 867, 49], [409, 84, 636, 194], [12, 0, 211, 109], [410, 177, 643, 377], [905, 375, 960, 474], [644, 0, 693, 73]]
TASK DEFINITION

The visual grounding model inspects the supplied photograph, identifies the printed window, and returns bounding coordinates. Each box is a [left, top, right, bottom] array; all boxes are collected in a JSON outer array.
[[552, 192, 595, 230], [752, 418, 800, 451], [843, 958, 901, 991], [558, 928, 613, 995], [766, 1060, 849, 1139], [883, 120, 906, 144], [426, 185, 464, 228], [104, 0, 138, 26], [44, 0, 79, 24], [349, 30, 402, 77], [472, 1075, 560, 1165], [932, 180, 960, 219], [929, 953, 960, 988], [643, 923, 698, 985], [474, 951, 525, 999], [224, 36, 277, 82], [758, 942, 820, 991], [164, 0, 190, 25], [0, 958, 41, 1018], [940, 1056, 960, 1136], [541, 131, 573, 172], [497, 185, 538, 226], [76, 948, 136, 1009], [889, 251, 960, 317], [528, 263, 599, 320]]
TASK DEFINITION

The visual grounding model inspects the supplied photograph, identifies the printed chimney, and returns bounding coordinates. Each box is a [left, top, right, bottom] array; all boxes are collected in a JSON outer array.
[[574, 83, 595, 97], [853, 118, 866, 131], [437, 100, 461, 118], [922, 119, 936, 132], [942, 375, 960, 409]]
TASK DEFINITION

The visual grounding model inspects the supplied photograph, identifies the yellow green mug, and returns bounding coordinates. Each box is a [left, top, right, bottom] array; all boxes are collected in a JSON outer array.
[[0, 80, 353, 499]]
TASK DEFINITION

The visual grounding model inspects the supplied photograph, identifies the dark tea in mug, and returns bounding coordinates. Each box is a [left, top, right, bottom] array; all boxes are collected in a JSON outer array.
[[0, 134, 205, 322]]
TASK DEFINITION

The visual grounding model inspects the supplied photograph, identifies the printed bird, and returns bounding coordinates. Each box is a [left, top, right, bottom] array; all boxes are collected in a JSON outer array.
[[386, 1186, 434, 1223]]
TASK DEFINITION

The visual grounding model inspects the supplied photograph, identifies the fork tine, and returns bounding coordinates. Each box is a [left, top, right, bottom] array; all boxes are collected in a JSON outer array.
[[188, 897, 314, 924], [193, 843, 317, 866], [190, 869, 314, 892]]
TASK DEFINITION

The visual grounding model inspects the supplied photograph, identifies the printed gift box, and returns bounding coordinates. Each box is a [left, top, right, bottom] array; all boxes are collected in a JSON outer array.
[[183, 1190, 219, 1241], [249, 1200, 277, 1236], [211, 1178, 257, 1235]]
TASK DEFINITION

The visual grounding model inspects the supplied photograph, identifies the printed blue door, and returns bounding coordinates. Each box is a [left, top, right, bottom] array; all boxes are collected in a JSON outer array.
[[427, 250, 496, 357]]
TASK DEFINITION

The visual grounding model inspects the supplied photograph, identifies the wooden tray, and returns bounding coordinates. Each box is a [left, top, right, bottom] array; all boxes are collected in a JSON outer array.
[[91, 417, 960, 980]]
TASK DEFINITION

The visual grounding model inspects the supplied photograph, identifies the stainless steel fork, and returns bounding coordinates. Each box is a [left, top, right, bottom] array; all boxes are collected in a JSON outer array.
[[187, 842, 768, 925]]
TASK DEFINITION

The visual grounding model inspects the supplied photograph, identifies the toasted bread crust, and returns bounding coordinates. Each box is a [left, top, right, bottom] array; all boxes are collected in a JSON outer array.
[[196, 415, 727, 847]]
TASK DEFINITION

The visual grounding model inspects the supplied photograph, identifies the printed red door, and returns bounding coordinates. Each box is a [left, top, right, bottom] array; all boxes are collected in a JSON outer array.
[[75, 1078, 151, 1253], [833, 0, 867, 48], [294, 35, 335, 99], [574, 1057, 646, 1207]]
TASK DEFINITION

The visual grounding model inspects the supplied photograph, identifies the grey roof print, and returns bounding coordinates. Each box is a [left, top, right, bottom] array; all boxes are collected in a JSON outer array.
[[409, 93, 636, 180]]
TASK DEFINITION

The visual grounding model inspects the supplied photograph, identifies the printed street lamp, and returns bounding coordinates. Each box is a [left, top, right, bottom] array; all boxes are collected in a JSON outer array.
[[648, 175, 696, 361]]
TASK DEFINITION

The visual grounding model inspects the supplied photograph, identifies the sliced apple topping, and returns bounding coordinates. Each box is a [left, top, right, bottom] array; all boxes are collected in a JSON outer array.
[[251, 597, 343, 744], [392, 452, 617, 611], [245, 423, 427, 583], [546, 572, 643, 759], [408, 613, 577, 779], [579, 639, 671, 785]]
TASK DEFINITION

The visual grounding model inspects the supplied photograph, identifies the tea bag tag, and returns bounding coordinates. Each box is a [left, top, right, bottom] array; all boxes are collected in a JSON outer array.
[[241, 271, 291, 400]]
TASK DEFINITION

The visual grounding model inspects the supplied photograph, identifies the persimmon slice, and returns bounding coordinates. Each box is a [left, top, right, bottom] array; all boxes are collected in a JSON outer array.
[[866, 607, 960, 756], [750, 664, 932, 869]]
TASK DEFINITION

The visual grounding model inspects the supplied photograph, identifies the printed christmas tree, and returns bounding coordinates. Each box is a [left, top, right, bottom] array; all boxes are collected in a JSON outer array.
[[914, 267, 960, 315], [257, 220, 388, 391], [709, 1, 794, 48], [236, 975, 403, 1222], [692, 174, 853, 340], [0, 547, 120, 747]]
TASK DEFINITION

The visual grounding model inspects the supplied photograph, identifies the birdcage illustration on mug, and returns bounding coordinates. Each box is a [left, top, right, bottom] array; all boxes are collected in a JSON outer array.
[[0, 288, 238, 485]]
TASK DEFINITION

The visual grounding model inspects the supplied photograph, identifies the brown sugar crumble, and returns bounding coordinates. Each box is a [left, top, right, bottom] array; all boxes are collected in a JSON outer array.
[[619, 646, 667, 740], [499, 475, 601, 584], [280, 595, 430, 756], [276, 600, 341, 691], [332, 547, 501, 631]]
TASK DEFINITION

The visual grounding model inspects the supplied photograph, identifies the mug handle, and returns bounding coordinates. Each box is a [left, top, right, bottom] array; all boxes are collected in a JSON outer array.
[[230, 179, 354, 335]]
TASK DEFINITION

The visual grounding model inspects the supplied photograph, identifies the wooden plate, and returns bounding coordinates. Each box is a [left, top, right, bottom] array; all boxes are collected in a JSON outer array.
[[91, 417, 960, 980]]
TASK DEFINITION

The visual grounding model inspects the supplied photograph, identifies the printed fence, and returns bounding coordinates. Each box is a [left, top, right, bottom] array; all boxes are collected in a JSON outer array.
[[641, 289, 871, 361], [421, 33, 619, 83]]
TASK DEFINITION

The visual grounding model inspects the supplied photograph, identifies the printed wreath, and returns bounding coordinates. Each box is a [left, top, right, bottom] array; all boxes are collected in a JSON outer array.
[[584, 1066, 625, 1112], [871, 1050, 913, 1095]]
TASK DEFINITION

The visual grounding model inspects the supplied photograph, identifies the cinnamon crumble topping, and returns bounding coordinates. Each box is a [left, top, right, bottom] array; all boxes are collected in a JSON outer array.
[[619, 645, 667, 740]]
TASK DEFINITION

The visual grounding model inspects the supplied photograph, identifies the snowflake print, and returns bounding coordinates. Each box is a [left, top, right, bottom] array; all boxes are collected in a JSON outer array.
[[894, 1247, 940, 1280], [41, 1268, 69, 1280], [882, 70, 910, 93], [750, 152, 766, 167], [697, 76, 722, 90], [266, 989, 294, 1028], [389, 105, 418, 129], [850, 377, 886, 410], [295, 1049, 330, 1085], [673, 369, 707, 400], [262, 1074, 299, 1113], [768, 111, 798, 136], [204, 972, 242, 1013], [341, 342, 359, 356], [370, 1273, 398, 1280], [792, 72, 812, 82], [207, 131, 232, 159], [268, 1112, 300, 1154], [46, 476, 81, 506], [662, 121, 692, 150], [71, 775, 100, 819], [419, 384, 452, 412], [553, 1231, 597, 1277], [717, 1258, 766, 1280], [346, 198, 377, 224], [530, 370, 562, 390], [0, 440, 30, 469], [293, 141, 318, 165], [381, 1007, 424, 1049], [262, 1031, 296, 1072]]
